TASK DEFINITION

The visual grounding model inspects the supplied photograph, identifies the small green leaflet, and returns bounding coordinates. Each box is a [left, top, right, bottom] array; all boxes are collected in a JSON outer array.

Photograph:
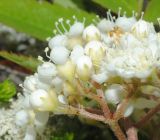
[[0, 79, 16, 102]]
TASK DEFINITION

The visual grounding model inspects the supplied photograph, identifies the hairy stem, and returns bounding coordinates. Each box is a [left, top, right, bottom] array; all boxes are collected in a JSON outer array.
[[110, 121, 127, 140], [96, 89, 112, 118]]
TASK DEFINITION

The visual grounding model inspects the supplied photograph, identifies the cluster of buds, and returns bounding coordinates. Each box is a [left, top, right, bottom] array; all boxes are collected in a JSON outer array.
[[15, 9, 160, 140]]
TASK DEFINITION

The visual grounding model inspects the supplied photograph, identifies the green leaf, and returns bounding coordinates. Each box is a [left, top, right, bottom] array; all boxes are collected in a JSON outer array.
[[0, 51, 40, 72], [0, 0, 95, 40], [54, 0, 79, 9], [51, 133, 74, 140], [144, 0, 160, 23], [92, 0, 141, 16], [0, 79, 16, 102]]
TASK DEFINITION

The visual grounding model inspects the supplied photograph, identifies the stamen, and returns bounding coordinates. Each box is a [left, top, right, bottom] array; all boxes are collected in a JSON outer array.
[[123, 11, 126, 17], [140, 11, 144, 19], [73, 15, 77, 22], [66, 20, 71, 28], [118, 7, 122, 17], [96, 15, 100, 21], [55, 22, 63, 35], [107, 9, 113, 22], [135, 12, 138, 17], [44, 47, 51, 61], [83, 17, 86, 25], [58, 18, 68, 33], [19, 84, 29, 92], [132, 10, 135, 17]]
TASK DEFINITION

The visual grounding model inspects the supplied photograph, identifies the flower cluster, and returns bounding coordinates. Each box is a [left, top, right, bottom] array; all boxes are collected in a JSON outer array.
[[15, 10, 160, 139]]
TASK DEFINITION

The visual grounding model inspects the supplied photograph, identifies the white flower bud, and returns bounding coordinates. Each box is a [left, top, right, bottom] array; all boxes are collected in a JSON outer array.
[[76, 55, 93, 81], [116, 17, 136, 32], [24, 75, 37, 92], [105, 85, 124, 104], [15, 110, 29, 126], [85, 41, 106, 69], [52, 76, 63, 94], [123, 104, 134, 117], [70, 45, 84, 63], [36, 78, 50, 91], [57, 60, 75, 82], [120, 33, 142, 48], [29, 89, 58, 111], [69, 22, 84, 36], [92, 72, 108, 84], [50, 46, 70, 64], [97, 19, 114, 32], [66, 36, 83, 50], [131, 19, 155, 39], [82, 24, 101, 42], [37, 62, 57, 83], [58, 94, 68, 104], [63, 81, 76, 96], [48, 35, 68, 49]]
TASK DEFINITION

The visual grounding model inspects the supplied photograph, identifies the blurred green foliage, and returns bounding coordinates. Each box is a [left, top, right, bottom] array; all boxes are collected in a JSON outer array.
[[0, 79, 16, 102], [0, 51, 41, 72]]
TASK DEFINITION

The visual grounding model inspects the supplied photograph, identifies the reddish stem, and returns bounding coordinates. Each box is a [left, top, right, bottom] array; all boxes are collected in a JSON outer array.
[[135, 102, 160, 128]]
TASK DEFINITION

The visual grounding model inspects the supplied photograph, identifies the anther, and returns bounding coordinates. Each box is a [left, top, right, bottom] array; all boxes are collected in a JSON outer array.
[[53, 29, 57, 35]]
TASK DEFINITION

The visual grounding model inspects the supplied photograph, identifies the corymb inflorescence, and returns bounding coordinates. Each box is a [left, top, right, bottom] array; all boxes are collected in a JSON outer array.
[[15, 9, 160, 140]]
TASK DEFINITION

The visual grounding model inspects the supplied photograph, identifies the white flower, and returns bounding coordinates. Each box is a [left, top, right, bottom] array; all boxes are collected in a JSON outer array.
[[48, 35, 68, 49], [52, 76, 63, 94], [57, 60, 75, 82], [29, 89, 58, 111], [15, 110, 30, 126], [76, 55, 93, 81], [115, 16, 136, 32], [82, 24, 101, 42], [105, 84, 124, 104], [70, 45, 84, 63], [37, 62, 57, 83], [97, 19, 114, 32], [58, 94, 68, 104], [119, 33, 142, 48], [131, 19, 155, 39], [84, 40, 106, 69], [92, 72, 108, 84], [50, 46, 70, 64], [69, 22, 84, 36], [24, 75, 37, 92], [123, 104, 134, 117]]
